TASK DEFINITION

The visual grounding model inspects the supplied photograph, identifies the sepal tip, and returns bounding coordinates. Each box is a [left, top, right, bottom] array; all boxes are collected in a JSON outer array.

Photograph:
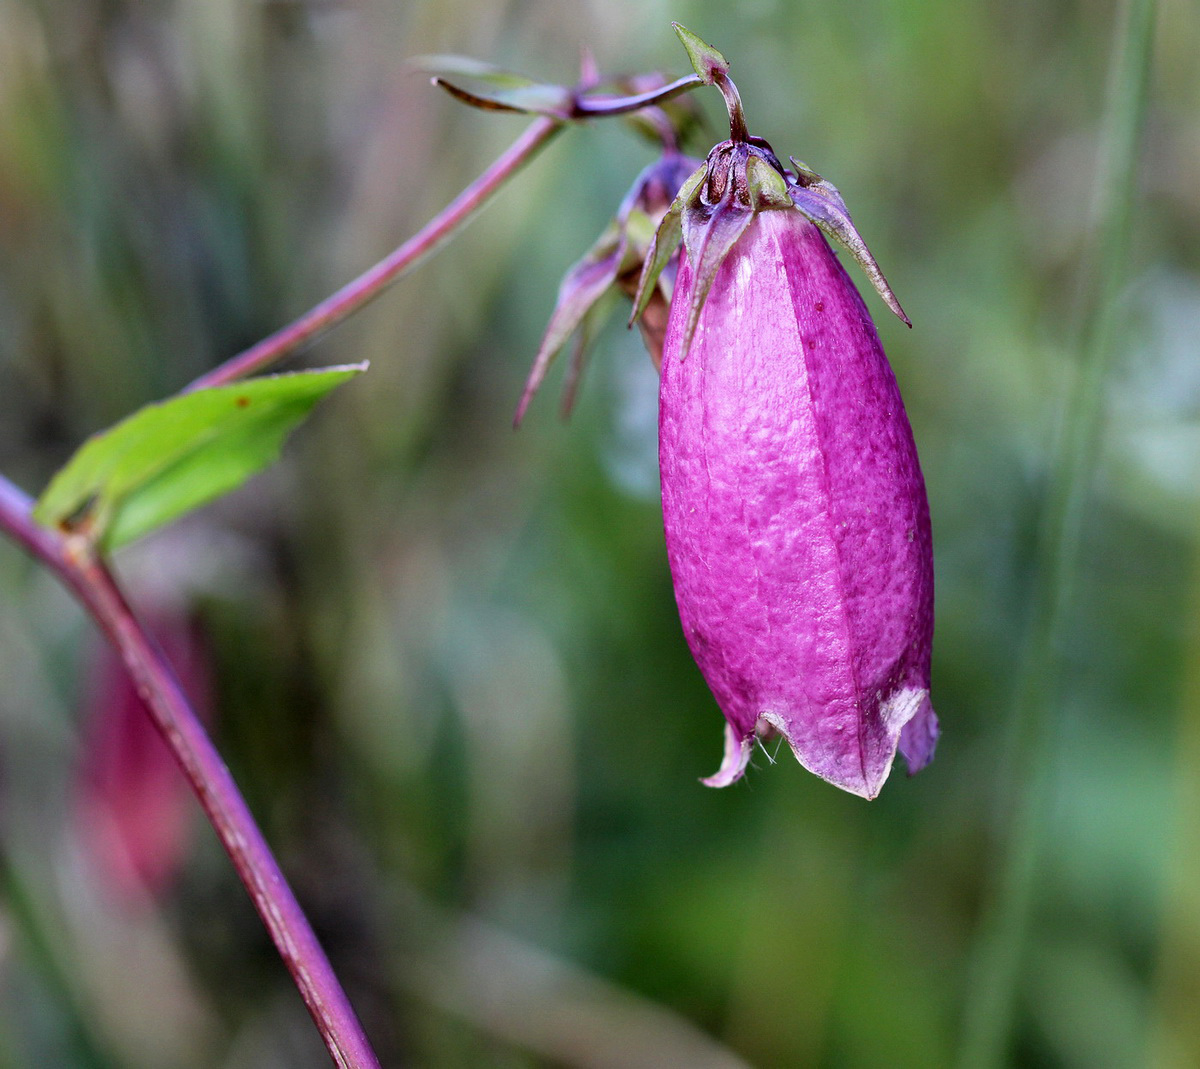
[[787, 157, 911, 327]]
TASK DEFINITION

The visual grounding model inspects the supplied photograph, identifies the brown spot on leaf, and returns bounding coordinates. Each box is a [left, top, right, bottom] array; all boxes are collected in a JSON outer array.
[[59, 493, 100, 538]]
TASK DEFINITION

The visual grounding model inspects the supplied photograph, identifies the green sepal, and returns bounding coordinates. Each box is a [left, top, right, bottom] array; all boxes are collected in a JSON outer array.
[[622, 205, 658, 251], [35, 365, 366, 550], [671, 24, 730, 85], [559, 288, 620, 419], [788, 157, 911, 326], [677, 197, 754, 362], [746, 155, 793, 210], [628, 163, 705, 327], [514, 227, 626, 426]]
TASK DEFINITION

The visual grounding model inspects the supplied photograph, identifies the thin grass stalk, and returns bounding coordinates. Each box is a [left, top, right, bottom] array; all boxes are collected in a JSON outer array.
[[956, 1, 1158, 1064], [186, 117, 561, 392], [1151, 539, 1200, 1064]]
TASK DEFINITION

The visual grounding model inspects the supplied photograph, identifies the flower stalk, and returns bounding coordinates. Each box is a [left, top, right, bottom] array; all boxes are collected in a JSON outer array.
[[0, 473, 380, 1067]]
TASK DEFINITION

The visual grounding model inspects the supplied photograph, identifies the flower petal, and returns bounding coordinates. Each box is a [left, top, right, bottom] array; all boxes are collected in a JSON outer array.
[[659, 209, 936, 797], [701, 722, 754, 788]]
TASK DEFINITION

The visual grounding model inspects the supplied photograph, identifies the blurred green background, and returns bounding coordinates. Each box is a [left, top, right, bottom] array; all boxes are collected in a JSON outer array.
[[0, 0, 1197, 1065]]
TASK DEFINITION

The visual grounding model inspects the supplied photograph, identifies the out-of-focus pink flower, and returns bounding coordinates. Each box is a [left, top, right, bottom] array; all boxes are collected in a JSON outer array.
[[74, 612, 212, 904]]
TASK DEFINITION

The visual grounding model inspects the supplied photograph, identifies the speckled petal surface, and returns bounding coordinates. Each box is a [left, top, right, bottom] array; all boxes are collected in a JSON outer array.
[[659, 209, 937, 798]]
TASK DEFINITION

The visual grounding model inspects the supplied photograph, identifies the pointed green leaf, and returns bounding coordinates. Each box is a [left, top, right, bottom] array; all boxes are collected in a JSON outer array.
[[412, 55, 540, 90], [432, 77, 573, 117], [788, 157, 911, 326], [35, 365, 366, 549], [671, 24, 730, 85], [419, 55, 572, 116]]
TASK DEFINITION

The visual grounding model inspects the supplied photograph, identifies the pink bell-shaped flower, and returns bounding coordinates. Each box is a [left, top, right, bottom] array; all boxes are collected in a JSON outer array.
[[644, 25, 938, 797], [659, 208, 937, 797]]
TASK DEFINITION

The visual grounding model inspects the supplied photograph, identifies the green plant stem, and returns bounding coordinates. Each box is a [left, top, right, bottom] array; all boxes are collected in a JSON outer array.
[[955, 1, 1157, 1065], [187, 115, 562, 392]]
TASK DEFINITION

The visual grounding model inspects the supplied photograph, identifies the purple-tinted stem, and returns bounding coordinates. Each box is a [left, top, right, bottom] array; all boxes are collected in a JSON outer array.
[[0, 474, 380, 1069], [0, 476, 64, 568], [0, 113, 567, 1065], [571, 73, 702, 117], [187, 116, 561, 392]]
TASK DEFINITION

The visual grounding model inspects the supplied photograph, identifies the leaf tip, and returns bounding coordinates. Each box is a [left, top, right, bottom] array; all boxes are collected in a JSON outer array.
[[671, 23, 729, 85]]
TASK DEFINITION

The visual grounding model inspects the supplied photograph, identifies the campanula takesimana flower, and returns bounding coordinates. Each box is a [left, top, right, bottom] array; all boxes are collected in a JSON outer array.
[[634, 26, 939, 797], [446, 27, 941, 797]]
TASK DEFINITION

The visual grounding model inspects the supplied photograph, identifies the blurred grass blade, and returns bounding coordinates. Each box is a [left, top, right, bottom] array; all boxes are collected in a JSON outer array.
[[34, 365, 365, 550], [955, 0, 1157, 1065]]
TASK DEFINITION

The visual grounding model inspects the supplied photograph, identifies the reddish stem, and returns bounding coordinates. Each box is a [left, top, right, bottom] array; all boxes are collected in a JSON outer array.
[[187, 116, 561, 392], [0, 477, 65, 570], [0, 112, 568, 1066], [713, 73, 748, 143], [0, 475, 379, 1069], [571, 73, 702, 117]]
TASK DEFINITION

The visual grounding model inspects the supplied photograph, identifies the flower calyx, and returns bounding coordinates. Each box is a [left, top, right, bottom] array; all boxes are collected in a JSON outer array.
[[513, 150, 702, 426], [631, 25, 910, 363], [631, 137, 801, 363], [786, 157, 911, 327]]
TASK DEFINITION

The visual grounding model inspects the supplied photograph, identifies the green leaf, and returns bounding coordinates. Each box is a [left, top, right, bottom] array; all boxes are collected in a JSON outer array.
[[411, 55, 540, 90], [417, 56, 573, 118], [432, 77, 573, 118], [671, 24, 730, 85], [34, 364, 366, 550]]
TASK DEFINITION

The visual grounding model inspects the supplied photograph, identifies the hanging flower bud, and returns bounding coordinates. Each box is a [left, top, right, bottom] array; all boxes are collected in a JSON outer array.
[[514, 149, 701, 425], [421, 53, 707, 423], [640, 25, 938, 797]]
